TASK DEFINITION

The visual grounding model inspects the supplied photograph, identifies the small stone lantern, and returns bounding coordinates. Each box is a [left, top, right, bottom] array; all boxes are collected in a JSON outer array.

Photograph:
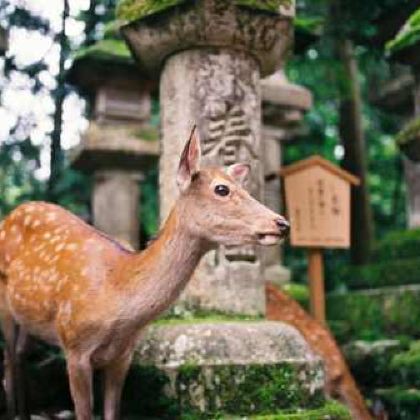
[[261, 69, 313, 284], [68, 28, 158, 249]]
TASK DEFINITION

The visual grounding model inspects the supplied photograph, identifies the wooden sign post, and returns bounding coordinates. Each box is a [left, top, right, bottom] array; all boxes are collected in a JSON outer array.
[[280, 155, 359, 324]]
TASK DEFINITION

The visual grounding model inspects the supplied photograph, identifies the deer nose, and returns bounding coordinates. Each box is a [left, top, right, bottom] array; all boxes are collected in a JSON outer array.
[[276, 218, 290, 235]]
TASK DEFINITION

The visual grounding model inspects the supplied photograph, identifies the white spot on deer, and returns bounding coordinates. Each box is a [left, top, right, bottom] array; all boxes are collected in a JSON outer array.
[[55, 243, 65, 252], [66, 243, 78, 251], [0, 230, 5, 240], [32, 220, 41, 228], [23, 215, 32, 227], [47, 213, 57, 221]]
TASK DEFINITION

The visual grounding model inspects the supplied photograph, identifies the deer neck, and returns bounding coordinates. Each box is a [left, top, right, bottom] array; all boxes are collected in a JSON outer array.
[[122, 203, 210, 322]]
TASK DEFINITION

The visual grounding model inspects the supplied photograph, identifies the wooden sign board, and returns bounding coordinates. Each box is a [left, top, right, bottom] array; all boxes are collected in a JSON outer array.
[[281, 155, 359, 249]]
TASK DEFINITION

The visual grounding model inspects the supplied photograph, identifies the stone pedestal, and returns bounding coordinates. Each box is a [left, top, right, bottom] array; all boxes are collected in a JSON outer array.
[[137, 321, 324, 415], [261, 70, 313, 285]]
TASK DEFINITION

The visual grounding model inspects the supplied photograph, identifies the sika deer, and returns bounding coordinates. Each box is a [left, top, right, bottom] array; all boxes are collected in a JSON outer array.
[[0, 127, 289, 420]]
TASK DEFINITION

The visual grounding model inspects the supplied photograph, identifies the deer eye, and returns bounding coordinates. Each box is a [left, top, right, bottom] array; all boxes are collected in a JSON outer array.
[[214, 184, 230, 197]]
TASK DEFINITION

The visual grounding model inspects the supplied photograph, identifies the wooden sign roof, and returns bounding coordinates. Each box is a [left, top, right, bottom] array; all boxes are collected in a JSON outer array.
[[280, 155, 360, 186]]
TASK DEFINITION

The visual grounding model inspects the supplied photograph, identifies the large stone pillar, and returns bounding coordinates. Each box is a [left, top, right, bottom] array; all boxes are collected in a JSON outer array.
[[67, 31, 158, 249], [122, 0, 294, 315], [261, 70, 313, 284]]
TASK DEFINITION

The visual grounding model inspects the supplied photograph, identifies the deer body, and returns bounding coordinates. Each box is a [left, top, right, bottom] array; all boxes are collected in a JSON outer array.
[[0, 129, 289, 420]]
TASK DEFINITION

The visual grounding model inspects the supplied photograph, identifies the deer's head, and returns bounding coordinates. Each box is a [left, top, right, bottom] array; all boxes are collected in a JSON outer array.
[[175, 127, 289, 246]]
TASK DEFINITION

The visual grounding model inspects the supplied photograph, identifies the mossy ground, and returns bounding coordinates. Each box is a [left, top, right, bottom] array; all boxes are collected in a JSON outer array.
[[116, 0, 293, 22]]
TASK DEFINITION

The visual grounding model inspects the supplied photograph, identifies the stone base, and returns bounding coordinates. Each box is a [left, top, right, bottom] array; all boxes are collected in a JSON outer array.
[[135, 321, 325, 416]]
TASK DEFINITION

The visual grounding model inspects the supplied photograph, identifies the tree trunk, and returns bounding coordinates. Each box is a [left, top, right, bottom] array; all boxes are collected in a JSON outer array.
[[47, 0, 69, 201], [338, 38, 373, 264]]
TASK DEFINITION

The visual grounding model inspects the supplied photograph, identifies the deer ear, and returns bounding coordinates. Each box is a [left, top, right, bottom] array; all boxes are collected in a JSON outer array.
[[177, 126, 202, 191], [226, 163, 250, 186]]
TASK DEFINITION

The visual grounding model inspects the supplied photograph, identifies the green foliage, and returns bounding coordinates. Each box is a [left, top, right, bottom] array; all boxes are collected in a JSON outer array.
[[390, 341, 420, 387], [376, 387, 420, 420], [338, 258, 420, 290], [140, 168, 159, 239], [372, 228, 420, 262], [327, 287, 420, 341], [386, 7, 420, 54], [281, 283, 309, 309]]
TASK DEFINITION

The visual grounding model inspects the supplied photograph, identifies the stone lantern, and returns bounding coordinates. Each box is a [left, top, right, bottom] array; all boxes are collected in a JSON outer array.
[[387, 10, 420, 228], [68, 28, 158, 249], [261, 69, 313, 285], [118, 1, 326, 416], [0, 26, 8, 56]]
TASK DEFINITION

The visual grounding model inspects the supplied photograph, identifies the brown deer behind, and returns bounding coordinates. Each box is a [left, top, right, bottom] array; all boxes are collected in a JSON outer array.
[[266, 283, 372, 420]]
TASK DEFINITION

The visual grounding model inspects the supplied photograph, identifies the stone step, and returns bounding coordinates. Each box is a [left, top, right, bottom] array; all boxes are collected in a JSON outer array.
[[133, 320, 326, 417]]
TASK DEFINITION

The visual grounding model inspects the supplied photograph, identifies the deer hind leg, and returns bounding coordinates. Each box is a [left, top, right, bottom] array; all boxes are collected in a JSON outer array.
[[15, 328, 30, 420], [103, 353, 133, 420], [1, 315, 17, 420], [67, 352, 93, 420]]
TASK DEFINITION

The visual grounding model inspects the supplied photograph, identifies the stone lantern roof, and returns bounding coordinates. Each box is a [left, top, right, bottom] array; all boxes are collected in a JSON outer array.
[[67, 22, 154, 95], [0, 26, 8, 55], [262, 69, 312, 128], [117, 0, 295, 77]]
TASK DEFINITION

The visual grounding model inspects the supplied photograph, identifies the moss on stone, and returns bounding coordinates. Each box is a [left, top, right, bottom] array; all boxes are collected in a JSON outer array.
[[116, 0, 187, 21], [116, 0, 293, 22], [73, 38, 132, 64], [396, 117, 420, 147], [386, 7, 420, 54], [251, 400, 351, 419], [175, 362, 324, 416], [155, 312, 263, 326]]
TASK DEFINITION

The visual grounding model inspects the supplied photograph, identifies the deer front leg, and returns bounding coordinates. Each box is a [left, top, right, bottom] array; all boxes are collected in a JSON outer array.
[[103, 352, 133, 420], [67, 352, 93, 420]]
